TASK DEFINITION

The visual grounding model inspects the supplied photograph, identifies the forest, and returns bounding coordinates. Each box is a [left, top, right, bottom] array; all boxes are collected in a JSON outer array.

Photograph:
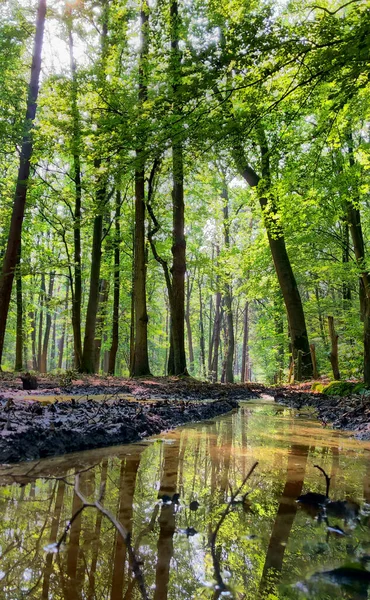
[[0, 0, 370, 385]]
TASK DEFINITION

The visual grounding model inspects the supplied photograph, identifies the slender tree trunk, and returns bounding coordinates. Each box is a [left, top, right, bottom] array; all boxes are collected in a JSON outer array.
[[198, 280, 206, 378], [58, 282, 69, 369], [131, 1, 150, 377], [169, 0, 188, 376], [15, 244, 23, 371], [67, 8, 83, 370], [80, 4, 108, 374], [50, 307, 57, 370], [30, 307, 37, 371], [185, 273, 194, 372], [210, 296, 222, 383], [328, 316, 340, 380], [221, 179, 234, 383], [233, 136, 313, 380], [108, 191, 121, 375], [346, 132, 370, 385], [0, 0, 47, 367], [37, 273, 46, 371], [94, 278, 109, 373], [241, 301, 249, 383], [40, 271, 55, 373]]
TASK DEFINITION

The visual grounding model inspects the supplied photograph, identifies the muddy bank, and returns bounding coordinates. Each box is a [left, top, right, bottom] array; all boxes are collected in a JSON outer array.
[[272, 387, 370, 439], [0, 396, 239, 463]]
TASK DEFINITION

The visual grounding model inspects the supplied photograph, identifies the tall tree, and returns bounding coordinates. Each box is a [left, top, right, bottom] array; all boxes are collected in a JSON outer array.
[[0, 0, 47, 367]]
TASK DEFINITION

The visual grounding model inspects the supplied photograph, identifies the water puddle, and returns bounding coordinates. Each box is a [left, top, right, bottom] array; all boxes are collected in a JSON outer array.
[[0, 401, 370, 599]]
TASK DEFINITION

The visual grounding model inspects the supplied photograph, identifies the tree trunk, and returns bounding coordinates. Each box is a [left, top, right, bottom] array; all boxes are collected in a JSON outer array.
[[233, 135, 313, 380], [108, 191, 121, 375], [328, 316, 340, 380], [346, 132, 370, 385], [169, 0, 187, 376], [0, 0, 47, 367], [209, 295, 222, 383], [221, 179, 234, 383], [241, 301, 249, 383], [15, 244, 23, 371], [40, 272, 55, 373], [58, 282, 69, 370], [37, 273, 46, 371], [67, 8, 83, 370], [131, 2, 150, 377], [80, 5, 109, 374], [198, 280, 206, 378], [185, 273, 194, 372], [94, 278, 109, 373]]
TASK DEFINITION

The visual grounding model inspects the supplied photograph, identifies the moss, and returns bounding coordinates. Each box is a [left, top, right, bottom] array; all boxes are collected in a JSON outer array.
[[322, 381, 355, 396], [311, 382, 324, 392], [353, 383, 370, 394]]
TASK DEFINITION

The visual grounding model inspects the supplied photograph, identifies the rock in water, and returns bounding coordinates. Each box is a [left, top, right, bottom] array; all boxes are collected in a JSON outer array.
[[20, 373, 38, 390]]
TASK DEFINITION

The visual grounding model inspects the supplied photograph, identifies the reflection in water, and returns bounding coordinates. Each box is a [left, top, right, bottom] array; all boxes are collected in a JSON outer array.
[[0, 402, 370, 599]]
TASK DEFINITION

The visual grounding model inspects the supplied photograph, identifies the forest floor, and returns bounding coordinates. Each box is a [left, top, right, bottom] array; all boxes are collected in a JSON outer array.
[[0, 374, 369, 463]]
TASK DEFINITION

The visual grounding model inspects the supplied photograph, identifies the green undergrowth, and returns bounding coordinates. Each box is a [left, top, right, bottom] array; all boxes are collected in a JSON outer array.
[[312, 381, 370, 396]]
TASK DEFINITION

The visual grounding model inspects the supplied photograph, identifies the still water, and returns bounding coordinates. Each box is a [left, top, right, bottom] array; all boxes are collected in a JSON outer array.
[[0, 400, 370, 599]]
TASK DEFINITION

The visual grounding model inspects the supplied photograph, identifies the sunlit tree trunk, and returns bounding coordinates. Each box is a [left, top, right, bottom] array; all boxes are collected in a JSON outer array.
[[221, 179, 234, 383], [40, 271, 55, 373], [108, 191, 121, 374], [168, 0, 188, 376], [94, 278, 109, 372], [233, 132, 313, 380], [131, 1, 151, 377], [15, 244, 23, 371], [0, 0, 47, 367], [66, 6, 83, 370], [241, 301, 249, 383]]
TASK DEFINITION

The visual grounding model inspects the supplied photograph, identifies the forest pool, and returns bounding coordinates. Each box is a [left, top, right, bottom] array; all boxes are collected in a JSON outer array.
[[0, 400, 370, 599]]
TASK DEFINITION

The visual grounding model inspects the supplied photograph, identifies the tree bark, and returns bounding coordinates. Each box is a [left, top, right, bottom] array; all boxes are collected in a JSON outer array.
[[241, 301, 249, 383], [37, 273, 46, 371], [67, 7, 83, 370], [15, 244, 23, 371], [0, 0, 47, 366], [233, 134, 313, 380], [108, 191, 121, 375], [40, 271, 55, 373], [94, 278, 109, 373], [221, 179, 234, 383], [131, 1, 150, 377], [328, 316, 340, 380], [169, 0, 188, 376], [58, 282, 69, 370], [345, 132, 370, 385], [198, 280, 206, 378], [185, 273, 194, 372]]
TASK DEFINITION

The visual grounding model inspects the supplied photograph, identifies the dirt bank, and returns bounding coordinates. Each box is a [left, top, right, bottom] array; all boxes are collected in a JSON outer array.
[[272, 386, 370, 439], [0, 375, 266, 463]]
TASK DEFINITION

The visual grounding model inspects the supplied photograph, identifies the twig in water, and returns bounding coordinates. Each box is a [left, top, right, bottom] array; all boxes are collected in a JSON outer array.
[[314, 464, 331, 497], [56, 474, 149, 600], [209, 461, 259, 594]]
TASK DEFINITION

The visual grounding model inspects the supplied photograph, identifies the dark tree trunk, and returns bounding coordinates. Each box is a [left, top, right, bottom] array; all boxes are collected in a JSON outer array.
[[40, 272, 55, 373], [209, 294, 222, 383], [241, 301, 249, 383], [80, 5, 108, 374], [328, 316, 340, 380], [221, 179, 234, 383], [94, 278, 109, 373], [37, 273, 46, 371], [233, 134, 313, 380], [131, 2, 150, 377], [169, 0, 187, 376], [15, 245, 23, 371], [58, 282, 69, 370], [185, 273, 194, 372], [346, 132, 370, 385], [67, 9, 83, 370], [81, 209, 104, 373], [198, 280, 206, 378], [0, 0, 46, 366], [108, 191, 121, 375], [30, 304, 37, 371], [50, 310, 57, 371]]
